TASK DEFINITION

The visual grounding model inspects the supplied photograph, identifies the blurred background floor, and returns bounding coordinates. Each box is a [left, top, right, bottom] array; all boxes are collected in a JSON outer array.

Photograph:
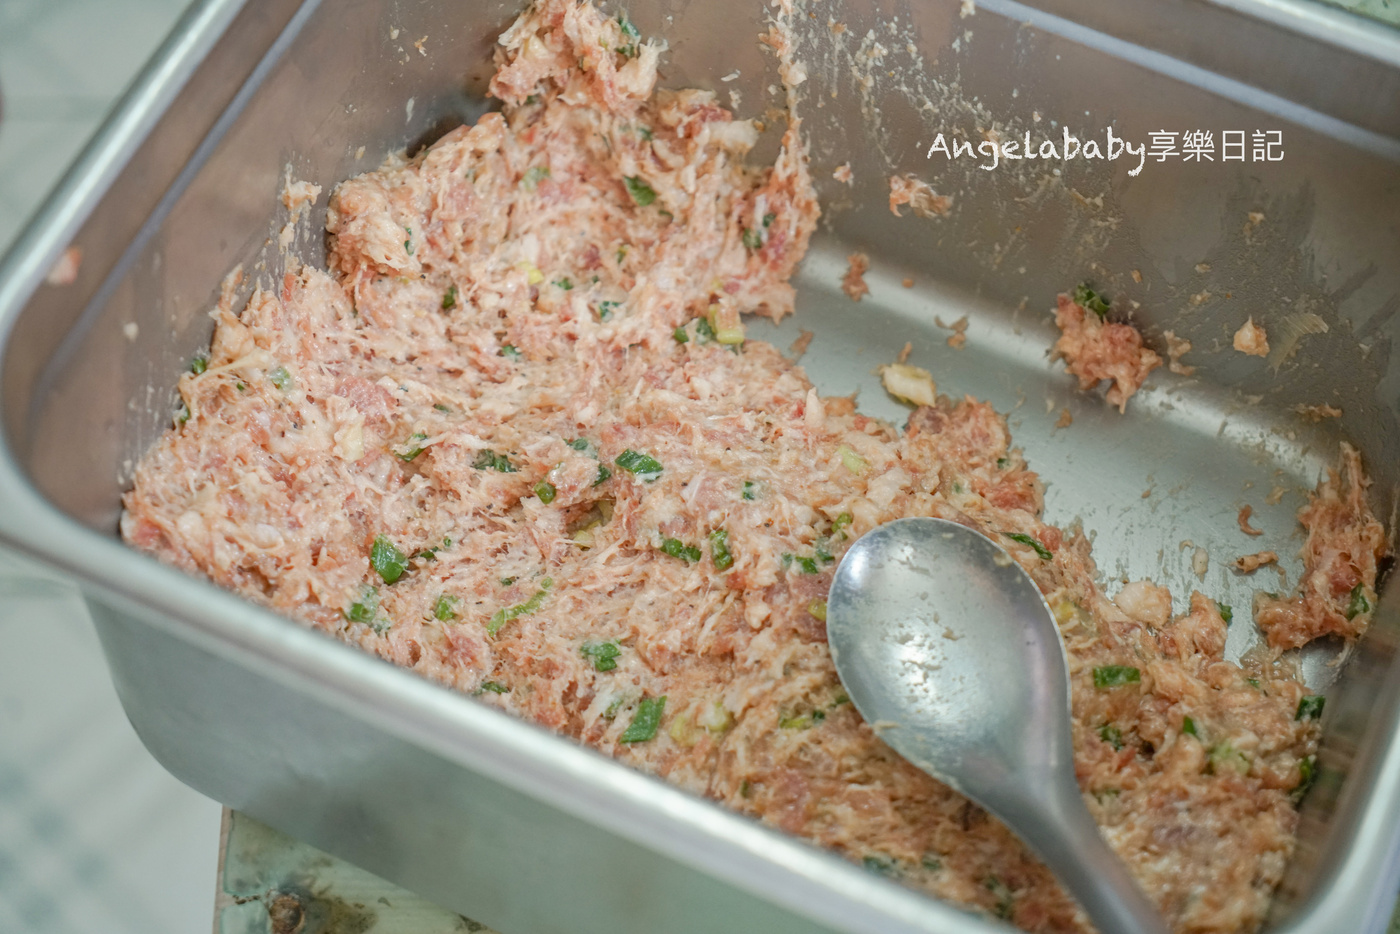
[[0, 1, 222, 932]]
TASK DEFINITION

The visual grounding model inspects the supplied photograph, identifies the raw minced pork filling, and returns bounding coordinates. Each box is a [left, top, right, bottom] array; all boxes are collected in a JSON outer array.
[[121, 2, 1386, 931]]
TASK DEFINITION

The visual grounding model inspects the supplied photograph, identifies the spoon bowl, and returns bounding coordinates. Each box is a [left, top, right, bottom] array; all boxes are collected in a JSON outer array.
[[827, 517, 1168, 934]]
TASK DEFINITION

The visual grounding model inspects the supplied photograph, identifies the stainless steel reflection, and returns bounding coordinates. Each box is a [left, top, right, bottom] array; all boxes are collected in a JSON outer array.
[[1, 0, 1398, 932]]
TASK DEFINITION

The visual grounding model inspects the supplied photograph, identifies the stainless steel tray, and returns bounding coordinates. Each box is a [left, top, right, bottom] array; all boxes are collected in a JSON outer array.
[[2, 0, 1400, 932]]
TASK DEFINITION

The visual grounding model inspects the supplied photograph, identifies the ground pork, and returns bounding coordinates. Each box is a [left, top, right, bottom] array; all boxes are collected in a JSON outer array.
[[1051, 293, 1162, 413], [121, 3, 1384, 932]]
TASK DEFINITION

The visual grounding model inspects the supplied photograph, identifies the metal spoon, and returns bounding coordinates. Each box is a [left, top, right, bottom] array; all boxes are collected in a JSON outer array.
[[826, 516, 1169, 934]]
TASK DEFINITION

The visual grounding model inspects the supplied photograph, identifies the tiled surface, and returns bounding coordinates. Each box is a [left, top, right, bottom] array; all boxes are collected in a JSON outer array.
[[0, 1, 223, 932]]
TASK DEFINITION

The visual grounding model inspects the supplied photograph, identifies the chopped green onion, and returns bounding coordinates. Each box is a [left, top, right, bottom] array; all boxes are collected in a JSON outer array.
[[620, 695, 666, 743], [1247, 677, 1262, 689], [1292, 754, 1318, 804], [190, 355, 208, 375], [434, 594, 459, 621], [624, 175, 657, 206], [533, 480, 557, 504], [1098, 724, 1124, 750], [581, 640, 621, 672], [694, 317, 716, 342], [660, 537, 702, 563], [554, 277, 573, 290], [395, 432, 428, 461], [783, 553, 820, 575], [616, 244, 629, 264], [742, 227, 762, 250], [672, 326, 689, 343], [808, 598, 827, 621], [499, 577, 517, 586], [1182, 716, 1199, 737], [568, 438, 596, 455], [837, 444, 868, 474], [370, 535, 408, 583], [472, 450, 516, 472], [762, 212, 776, 228], [1005, 532, 1052, 561], [985, 876, 1015, 920], [236, 381, 247, 392], [344, 583, 380, 624], [412, 537, 450, 562], [500, 344, 523, 361], [616, 449, 663, 482], [1219, 603, 1233, 625], [487, 578, 553, 636], [433, 403, 451, 413], [522, 166, 551, 190], [1072, 282, 1111, 319], [863, 855, 897, 877], [1346, 583, 1371, 620], [616, 14, 640, 57], [594, 465, 612, 486], [741, 480, 759, 501], [597, 300, 620, 321], [477, 681, 511, 695], [441, 284, 458, 310], [403, 230, 414, 255], [709, 529, 733, 571], [524, 94, 539, 105], [832, 512, 853, 536], [1092, 665, 1141, 689], [921, 855, 942, 873], [1296, 695, 1325, 722], [996, 456, 1009, 468], [1207, 741, 1250, 776]]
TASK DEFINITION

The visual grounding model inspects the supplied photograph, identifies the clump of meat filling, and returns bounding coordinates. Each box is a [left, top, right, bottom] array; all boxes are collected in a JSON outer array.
[[1051, 288, 1162, 413], [121, 3, 1385, 932]]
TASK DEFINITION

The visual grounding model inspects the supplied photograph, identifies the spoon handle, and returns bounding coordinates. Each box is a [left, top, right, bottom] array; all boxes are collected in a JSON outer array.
[[1017, 780, 1171, 934]]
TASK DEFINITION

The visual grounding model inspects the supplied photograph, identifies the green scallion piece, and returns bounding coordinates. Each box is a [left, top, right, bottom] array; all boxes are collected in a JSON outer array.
[[477, 681, 511, 694], [594, 465, 612, 486], [615, 449, 663, 482], [581, 640, 621, 672], [807, 598, 827, 621], [534, 480, 557, 504], [597, 300, 620, 321], [395, 431, 428, 461], [500, 344, 523, 361], [1219, 603, 1233, 625], [741, 227, 762, 250], [442, 284, 458, 310], [624, 175, 657, 206], [741, 480, 758, 501], [1291, 754, 1317, 804], [1072, 282, 1111, 319], [344, 583, 380, 624], [522, 166, 551, 190], [1182, 716, 1199, 737], [1004, 532, 1052, 560], [190, 355, 208, 375], [1092, 665, 1141, 689], [709, 529, 733, 571], [673, 326, 689, 343], [1296, 695, 1325, 722], [620, 695, 666, 743], [434, 594, 458, 621], [487, 579, 553, 637], [660, 537, 702, 563], [554, 277, 573, 291], [1346, 583, 1371, 620], [370, 535, 408, 583], [472, 450, 516, 473], [1098, 724, 1124, 750]]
